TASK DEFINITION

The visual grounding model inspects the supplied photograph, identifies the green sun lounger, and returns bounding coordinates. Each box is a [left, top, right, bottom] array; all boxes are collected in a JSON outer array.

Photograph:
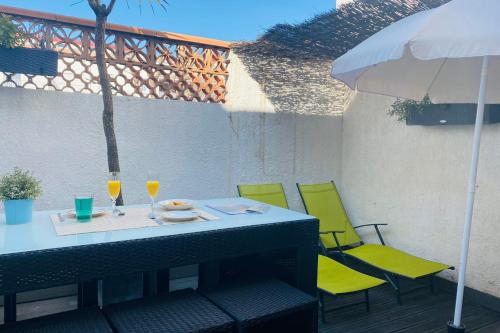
[[317, 254, 385, 322], [297, 181, 452, 304], [238, 183, 386, 321]]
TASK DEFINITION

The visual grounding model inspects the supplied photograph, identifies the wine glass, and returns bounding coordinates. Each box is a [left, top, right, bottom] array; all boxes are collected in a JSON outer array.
[[146, 172, 160, 219], [108, 172, 121, 217]]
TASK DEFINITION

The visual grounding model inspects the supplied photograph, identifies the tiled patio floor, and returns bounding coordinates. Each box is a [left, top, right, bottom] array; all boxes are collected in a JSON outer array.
[[319, 284, 500, 333]]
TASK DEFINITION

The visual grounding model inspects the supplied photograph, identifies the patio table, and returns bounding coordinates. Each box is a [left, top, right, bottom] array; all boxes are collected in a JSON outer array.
[[0, 197, 318, 324]]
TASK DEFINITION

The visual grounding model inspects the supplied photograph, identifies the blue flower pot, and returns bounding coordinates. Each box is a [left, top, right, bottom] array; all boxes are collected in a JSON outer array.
[[3, 199, 33, 225]]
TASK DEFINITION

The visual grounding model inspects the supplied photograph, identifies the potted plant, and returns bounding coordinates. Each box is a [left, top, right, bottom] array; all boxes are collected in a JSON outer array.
[[388, 95, 500, 125], [0, 15, 58, 76], [388, 95, 432, 123], [0, 167, 42, 225]]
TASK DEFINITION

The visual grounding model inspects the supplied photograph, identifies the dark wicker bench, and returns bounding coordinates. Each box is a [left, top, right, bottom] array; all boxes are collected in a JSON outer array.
[[204, 279, 318, 333], [104, 289, 234, 333], [0, 308, 112, 333]]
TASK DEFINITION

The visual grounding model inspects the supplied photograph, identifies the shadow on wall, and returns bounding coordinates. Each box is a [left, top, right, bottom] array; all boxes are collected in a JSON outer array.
[[232, 0, 449, 116], [0, 87, 342, 213]]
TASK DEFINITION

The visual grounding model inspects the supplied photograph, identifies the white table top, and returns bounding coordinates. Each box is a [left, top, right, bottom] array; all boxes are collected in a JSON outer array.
[[0, 197, 315, 256]]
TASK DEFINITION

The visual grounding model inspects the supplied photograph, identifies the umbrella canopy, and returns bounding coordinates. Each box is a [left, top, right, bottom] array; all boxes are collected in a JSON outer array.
[[332, 0, 500, 103], [331, 0, 499, 331]]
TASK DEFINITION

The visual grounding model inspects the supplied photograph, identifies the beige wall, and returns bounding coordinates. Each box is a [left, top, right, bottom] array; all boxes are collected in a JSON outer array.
[[341, 91, 500, 297]]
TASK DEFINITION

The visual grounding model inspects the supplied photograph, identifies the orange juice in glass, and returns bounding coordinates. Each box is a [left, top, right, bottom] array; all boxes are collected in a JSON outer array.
[[147, 172, 160, 219], [147, 180, 159, 198], [108, 172, 121, 217]]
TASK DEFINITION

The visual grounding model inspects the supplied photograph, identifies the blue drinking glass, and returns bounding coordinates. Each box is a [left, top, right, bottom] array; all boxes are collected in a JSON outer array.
[[75, 196, 93, 222]]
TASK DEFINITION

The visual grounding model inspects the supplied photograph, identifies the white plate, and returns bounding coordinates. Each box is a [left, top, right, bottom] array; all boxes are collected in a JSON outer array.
[[67, 208, 107, 218], [159, 199, 194, 211], [160, 211, 199, 222]]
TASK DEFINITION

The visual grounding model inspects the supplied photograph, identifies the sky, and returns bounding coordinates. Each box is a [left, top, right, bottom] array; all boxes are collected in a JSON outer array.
[[1, 1, 335, 42]]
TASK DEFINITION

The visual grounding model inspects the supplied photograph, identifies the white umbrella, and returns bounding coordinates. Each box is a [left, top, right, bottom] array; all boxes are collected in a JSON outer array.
[[332, 0, 500, 331]]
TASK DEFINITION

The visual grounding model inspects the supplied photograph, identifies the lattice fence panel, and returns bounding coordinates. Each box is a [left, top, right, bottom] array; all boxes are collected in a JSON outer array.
[[0, 10, 230, 103]]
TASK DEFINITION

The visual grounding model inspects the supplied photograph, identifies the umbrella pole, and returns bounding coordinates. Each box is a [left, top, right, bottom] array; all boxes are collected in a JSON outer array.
[[449, 55, 489, 333]]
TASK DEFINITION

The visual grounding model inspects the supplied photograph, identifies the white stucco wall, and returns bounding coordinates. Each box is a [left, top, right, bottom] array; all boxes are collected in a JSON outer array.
[[341, 92, 500, 297], [0, 52, 342, 215], [2, 47, 499, 300]]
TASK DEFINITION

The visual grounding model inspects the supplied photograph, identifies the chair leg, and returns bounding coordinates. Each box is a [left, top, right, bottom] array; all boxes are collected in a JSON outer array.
[[339, 253, 349, 265], [364, 290, 370, 312], [395, 276, 402, 305], [384, 273, 402, 305]]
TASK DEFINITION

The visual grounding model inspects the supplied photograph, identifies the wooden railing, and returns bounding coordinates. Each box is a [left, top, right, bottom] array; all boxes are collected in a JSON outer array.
[[0, 6, 231, 103]]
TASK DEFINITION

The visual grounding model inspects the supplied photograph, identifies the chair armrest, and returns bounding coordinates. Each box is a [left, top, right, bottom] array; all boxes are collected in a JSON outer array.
[[353, 224, 388, 245], [319, 230, 345, 234], [353, 223, 388, 229], [319, 230, 345, 253]]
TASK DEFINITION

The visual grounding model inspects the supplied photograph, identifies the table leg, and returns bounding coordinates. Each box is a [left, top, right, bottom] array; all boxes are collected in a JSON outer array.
[[296, 245, 318, 296], [78, 281, 98, 308], [199, 261, 220, 291], [143, 269, 170, 296], [309, 304, 319, 333], [295, 241, 318, 333], [143, 271, 157, 297], [4, 294, 16, 323], [157, 269, 170, 294]]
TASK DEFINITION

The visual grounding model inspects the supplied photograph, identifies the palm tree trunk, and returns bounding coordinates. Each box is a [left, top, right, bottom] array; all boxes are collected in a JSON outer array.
[[93, 6, 123, 205]]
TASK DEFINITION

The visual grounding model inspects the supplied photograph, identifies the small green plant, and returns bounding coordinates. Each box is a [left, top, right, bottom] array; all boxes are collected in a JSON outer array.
[[388, 95, 432, 122], [0, 167, 43, 201], [0, 15, 25, 48]]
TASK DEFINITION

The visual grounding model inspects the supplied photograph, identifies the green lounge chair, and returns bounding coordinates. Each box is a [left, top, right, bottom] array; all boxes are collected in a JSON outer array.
[[238, 183, 386, 322], [297, 181, 452, 304], [317, 254, 385, 323], [237, 183, 289, 208]]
